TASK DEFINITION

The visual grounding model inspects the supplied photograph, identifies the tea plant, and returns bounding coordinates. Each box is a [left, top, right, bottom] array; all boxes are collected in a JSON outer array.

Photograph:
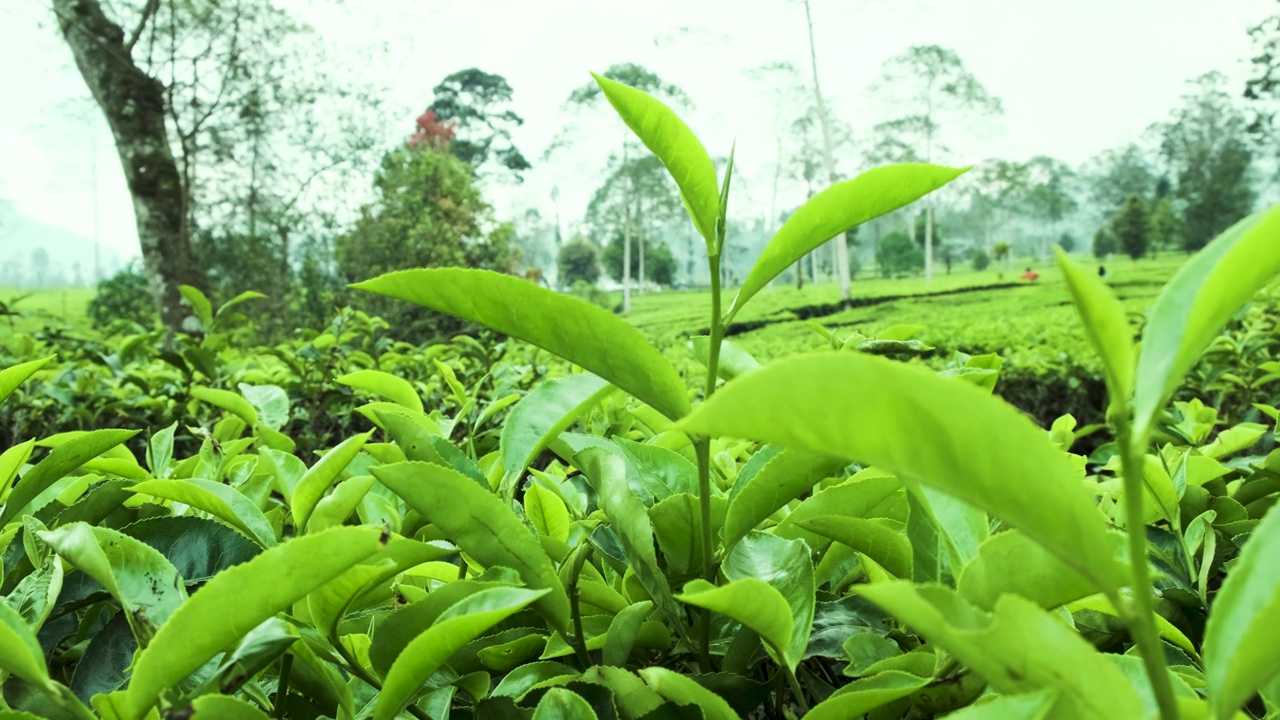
[[2, 72, 1280, 720]]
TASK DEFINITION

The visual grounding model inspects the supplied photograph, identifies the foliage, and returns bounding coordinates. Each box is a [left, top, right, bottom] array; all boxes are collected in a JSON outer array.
[[603, 235, 678, 287], [87, 264, 156, 331], [428, 68, 530, 179], [1094, 227, 1118, 258], [9, 72, 1280, 720], [876, 231, 924, 277], [1150, 196, 1181, 254], [972, 248, 991, 270], [1159, 72, 1256, 250], [334, 143, 516, 340], [1058, 232, 1077, 253], [557, 236, 601, 288], [1112, 193, 1151, 260]]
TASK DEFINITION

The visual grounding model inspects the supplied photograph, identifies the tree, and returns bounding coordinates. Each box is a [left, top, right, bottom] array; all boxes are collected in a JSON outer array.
[[869, 45, 1002, 282], [1148, 197, 1179, 255], [1082, 144, 1157, 216], [1159, 72, 1256, 250], [50, 0, 384, 334], [993, 241, 1011, 270], [584, 153, 683, 296], [1058, 233, 1077, 253], [972, 248, 991, 271], [876, 231, 924, 277], [1111, 194, 1151, 260], [1093, 227, 1118, 258], [796, 0, 852, 300], [565, 63, 690, 313], [603, 235, 677, 287], [429, 68, 531, 181], [334, 140, 515, 339], [557, 236, 601, 288], [1022, 156, 1079, 259], [50, 0, 204, 332], [30, 249, 50, 288]]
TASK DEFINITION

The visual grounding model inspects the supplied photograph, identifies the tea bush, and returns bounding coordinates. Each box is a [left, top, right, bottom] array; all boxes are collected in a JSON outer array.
[[3, 74, 1280, 720]]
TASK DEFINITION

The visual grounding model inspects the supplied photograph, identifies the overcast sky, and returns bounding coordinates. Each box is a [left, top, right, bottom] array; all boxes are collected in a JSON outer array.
[[1, 0, 1273, 260]]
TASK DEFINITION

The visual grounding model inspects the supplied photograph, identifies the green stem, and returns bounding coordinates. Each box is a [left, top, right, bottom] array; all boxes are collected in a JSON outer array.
[[784, 665, 810, 715], [566, 547, 595, 669], [693, 252, 725, 674], [1117, 423, 1180, 720], [274, 653, 293, 718]]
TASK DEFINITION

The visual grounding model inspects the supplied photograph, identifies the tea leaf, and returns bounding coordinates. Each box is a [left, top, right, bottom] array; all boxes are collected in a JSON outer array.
[[576, 447, 684, 630], [689, 336, 761, 381], [0, 356, 54, 406], [0, 599, 52, 688], [1204, 502, 1280, 719], [121, 526, 384, 720], [603, 601, 654, 667], [796, 515, 912, 579], [37, 523, 187, 646], [376, 587, 549, 720], [723, 449, 845, 551], [723, 532, 815, 670], [1135, 205, 1280, 438], [189, 694, 270, 719], [128, 478, 277, 548], [337, 369, 423, 413], [727, 164, 968, 321], [291, 430, 374, 531], [532, 688, 599, 720], [2, 428, 139, 527], [353, 268, 690, 420], [639, 667, 742, 720], [501, 373, 613, 489], [371, 461, 572, 632], [958, 529, 1096, 611], [676, 578, 793, 667], [178, 285, 214, 329], [932, 690, 1058, 720], [856, 583, 1143, 719], [190, 386, 259, 425], [804, 671, 933, 720], [593, 73, 720, 246], [526, 481, 571, 542], [1054, 247, 1135, 401], [680, 353, 1126, 595]]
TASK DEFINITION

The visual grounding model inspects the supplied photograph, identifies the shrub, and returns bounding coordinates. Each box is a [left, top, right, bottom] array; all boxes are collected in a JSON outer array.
[[87, 262, 157, 330]]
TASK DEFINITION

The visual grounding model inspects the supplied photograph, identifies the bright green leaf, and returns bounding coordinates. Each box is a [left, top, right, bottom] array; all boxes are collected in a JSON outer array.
[[352, 269, 689, 420], [1055, 247, 1135, 402], [371, 461, 571, 632], [0, 356, 54, 406], [2, 429, 139, 527], [727, 164, 968, 321], [679, 353, 1126, 595], [292, 431, 374, 531], [337, 369, 423, 413], [593, 73, 720, 246]]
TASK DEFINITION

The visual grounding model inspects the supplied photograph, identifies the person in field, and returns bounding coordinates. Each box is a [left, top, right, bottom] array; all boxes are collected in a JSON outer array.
[[1020, 267, 1039, 282]]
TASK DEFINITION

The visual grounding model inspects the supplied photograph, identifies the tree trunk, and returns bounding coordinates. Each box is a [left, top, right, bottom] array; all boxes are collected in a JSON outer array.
[[53, 0, 205, 334], [803, 0, 850, 300], [924, 206, 934, 282], [622, 142, 632, 314]]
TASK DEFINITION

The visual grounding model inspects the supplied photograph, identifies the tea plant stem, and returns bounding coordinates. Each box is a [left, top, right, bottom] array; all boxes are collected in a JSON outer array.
[[273, 653, 293, 718], [1118, 425, 1180, 720], [693, 252, 725, 673], [784, 665, 810, 714], [566, 547, 595, 669]]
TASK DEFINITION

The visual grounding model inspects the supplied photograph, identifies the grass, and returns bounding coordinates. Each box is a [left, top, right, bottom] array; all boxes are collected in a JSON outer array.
[[1, 287, 97, 334]]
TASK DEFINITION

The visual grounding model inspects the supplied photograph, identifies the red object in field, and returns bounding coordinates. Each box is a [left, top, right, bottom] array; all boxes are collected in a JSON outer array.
[[1020, 270, 1040, 281]]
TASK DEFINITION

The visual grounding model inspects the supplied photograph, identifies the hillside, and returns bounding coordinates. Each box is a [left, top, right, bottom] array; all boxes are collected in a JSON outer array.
[[0, 198, 128, 287]]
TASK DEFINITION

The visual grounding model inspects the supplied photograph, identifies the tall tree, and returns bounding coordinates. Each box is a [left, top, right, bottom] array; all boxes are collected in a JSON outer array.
[[50, 0, 383, 334], [430, 68, 531, 181], [1082, 144, 1158, 217], [585, 154, 683, 293], [869, 45, 1002, 282], [1148, 196, 1180, 255], [1022, 156, 1079, 259], [1111, 193, 1151, 260], [566, 63, 690, 313], [796, 0, 852, 299], [1159, 72, 1256, 250], [50, 0, 204, 332]]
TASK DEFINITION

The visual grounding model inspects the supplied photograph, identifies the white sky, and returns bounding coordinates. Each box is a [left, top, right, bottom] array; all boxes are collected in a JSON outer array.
[[0, 0, 1272, 259]]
